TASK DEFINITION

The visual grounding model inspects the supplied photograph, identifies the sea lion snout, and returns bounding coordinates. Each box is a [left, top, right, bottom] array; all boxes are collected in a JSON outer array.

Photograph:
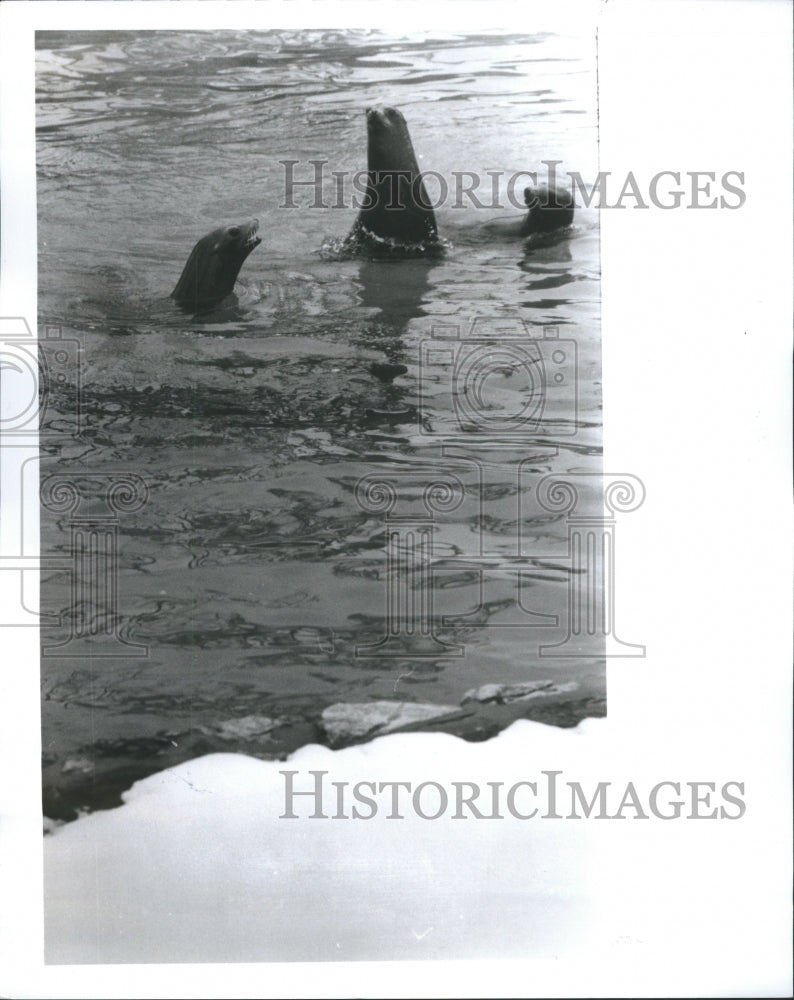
[[365, 105, 405, 130], [224, 218, 261, 250], [242, 219, 262, 250]]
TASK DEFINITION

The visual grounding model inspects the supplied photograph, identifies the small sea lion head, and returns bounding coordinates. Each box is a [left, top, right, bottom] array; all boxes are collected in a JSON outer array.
[[172, 218, 261, 309], [522, 184, 575, 234], [365, 104, 408, 132], [364, 104, 422, 177]]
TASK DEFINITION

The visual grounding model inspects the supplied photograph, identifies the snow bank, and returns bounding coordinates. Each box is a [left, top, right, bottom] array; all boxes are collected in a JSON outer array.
[[43, 716, 789, 996]]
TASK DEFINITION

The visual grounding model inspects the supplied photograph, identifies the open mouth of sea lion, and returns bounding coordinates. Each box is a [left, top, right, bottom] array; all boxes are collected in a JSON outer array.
[[225, 219, 262, 255], [171, 218, 262, 310]]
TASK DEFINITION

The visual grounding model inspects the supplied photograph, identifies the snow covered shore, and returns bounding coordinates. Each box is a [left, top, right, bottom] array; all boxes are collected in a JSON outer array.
[[43, 713, 788, 996], [46, 719, 600, 965]]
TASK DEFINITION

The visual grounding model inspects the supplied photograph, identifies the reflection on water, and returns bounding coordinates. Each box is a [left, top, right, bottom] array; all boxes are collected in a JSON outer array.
[[355, 257, 439, 329], [36, 28, 604, 819]]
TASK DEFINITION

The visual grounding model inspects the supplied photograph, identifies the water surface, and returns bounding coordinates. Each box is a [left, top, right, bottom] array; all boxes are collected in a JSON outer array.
[[36, 29, 603, 819]]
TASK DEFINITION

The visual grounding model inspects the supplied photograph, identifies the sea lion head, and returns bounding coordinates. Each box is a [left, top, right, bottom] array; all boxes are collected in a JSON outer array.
[[365, 105, 422, 176], [355, 104, 438, 248], [522, 184, 575, 234], [171, 218, 261, 309]]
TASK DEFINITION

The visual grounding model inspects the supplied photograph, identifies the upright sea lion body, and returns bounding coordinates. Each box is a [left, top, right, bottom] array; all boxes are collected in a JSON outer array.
[[345, 105, 442, 257], [171, 219, 261, 310]]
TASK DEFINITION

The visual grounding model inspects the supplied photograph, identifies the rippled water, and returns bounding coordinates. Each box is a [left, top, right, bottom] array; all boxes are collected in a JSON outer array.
[[36, 29, 603, 819]]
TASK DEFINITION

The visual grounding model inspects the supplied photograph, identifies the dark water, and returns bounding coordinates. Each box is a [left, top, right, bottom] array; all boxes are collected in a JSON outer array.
[[36, 29, 603, 820]]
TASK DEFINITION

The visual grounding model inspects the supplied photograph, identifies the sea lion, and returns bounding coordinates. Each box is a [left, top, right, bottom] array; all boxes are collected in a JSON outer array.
[[483, 183, 575, 240], [171, 219, 261, 310], [345, 105, 443, 257], [519, 183, 575, 235]]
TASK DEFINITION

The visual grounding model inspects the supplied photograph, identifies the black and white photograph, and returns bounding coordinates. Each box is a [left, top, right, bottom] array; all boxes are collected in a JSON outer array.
[[0, 0, 791, 997]]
